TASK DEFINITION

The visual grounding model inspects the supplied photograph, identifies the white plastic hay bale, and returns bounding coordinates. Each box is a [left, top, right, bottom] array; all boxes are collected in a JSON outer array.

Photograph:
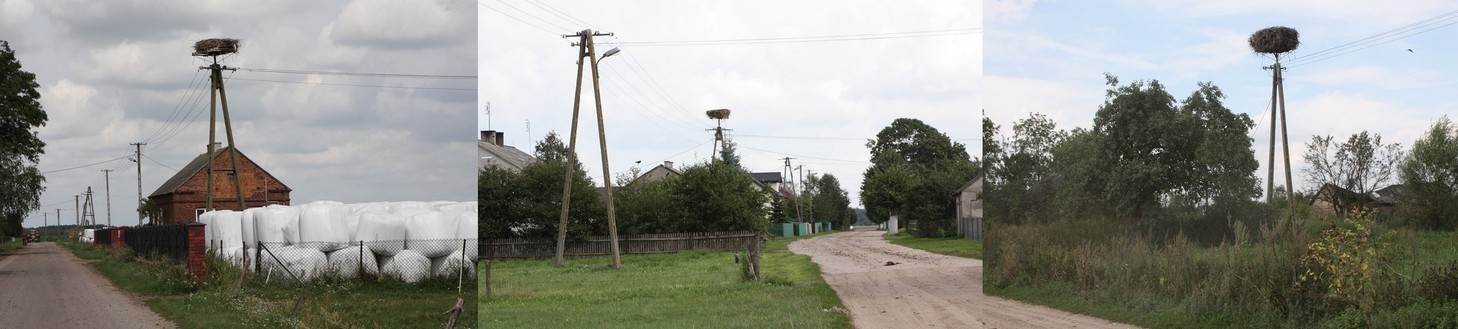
[[254, 205, 299, 244], [349, 202, 391, 214], [82, 229, 95, 242], [259, 246, 327, 282], [336, 207, 360, 243], [240, 207, 261, 247], [220, 246, 245, 268], [433, 201, 476, 215], [454, 211, 478, 260], [403, 211, 457, 258], [356, 211, 407, 256], [392, 206, 431, 219], [214, 210, 244, 250], [200, 212, 216, 247], [327, 245, 380, 278], [297, 203, 347, 252], [380, 249, 431, 283], [430, 250, 475, 278], [389, 201, 434, 214]]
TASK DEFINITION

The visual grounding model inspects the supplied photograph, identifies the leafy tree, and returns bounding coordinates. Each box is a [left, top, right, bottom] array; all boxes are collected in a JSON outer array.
[[1399, 117, 1458, 230], [1302, 131, 1405, 196], [986, 113, 1068, 224], [513, 132, 606, 239], [0, 40, 48, 228], [613, 175, 681, 235], [1075, 76, 1257, 220], [860, 118, 976, 237], [480, 165, 520, 239], [138, 198, 163, 225], [807, 173, 852, 228], [672, 161, 769, 233]]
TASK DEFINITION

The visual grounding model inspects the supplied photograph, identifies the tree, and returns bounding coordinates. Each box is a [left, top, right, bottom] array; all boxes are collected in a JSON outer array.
[[138, 199, 163, 225], [1399, 117, 1458, 230], [985, 113, 1068, 224], [672, 161, 769, 233], [861, 118, 977, 237], [514, 132, 606, 239], [480, 165, 520, 239], [718, 140, 742, 169], [1302, 131, 1405, 196], [613, 175, 681, 235], [809, 173, 852, 228], [1073, 76, 1258, 220], [0, 40, 48, 228]]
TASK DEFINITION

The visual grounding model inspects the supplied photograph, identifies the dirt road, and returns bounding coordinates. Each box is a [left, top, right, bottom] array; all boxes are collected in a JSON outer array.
[[0, 242, 175, 328], [789, 231, 1136, 329]]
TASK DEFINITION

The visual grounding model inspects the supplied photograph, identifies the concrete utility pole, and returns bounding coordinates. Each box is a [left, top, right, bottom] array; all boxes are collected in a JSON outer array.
[[132, 142, 145, 225], [555, 29, 624, 269], [806, 170, 816, 222], [74, 195, 79, 228], [102, 170, 113, 227], [796, 165, 805, 222]]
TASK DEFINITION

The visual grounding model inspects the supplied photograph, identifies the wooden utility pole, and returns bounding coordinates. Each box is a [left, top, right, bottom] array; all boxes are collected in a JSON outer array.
[[102, 169, 113, 227], [1265, 58, 1295, 214], [556, 29, 623, 269], [131, 142, 145, 225], [795, 165, 805, 222], [196, 39, 248, 216]]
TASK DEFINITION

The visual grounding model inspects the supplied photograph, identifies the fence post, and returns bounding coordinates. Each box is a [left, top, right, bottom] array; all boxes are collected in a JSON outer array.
[[185, 222, 208, 282], [750, 233, 761, 281], [254, 241, 262, 273], [358, 240, 364, 277], [485, 241, 493, 297]]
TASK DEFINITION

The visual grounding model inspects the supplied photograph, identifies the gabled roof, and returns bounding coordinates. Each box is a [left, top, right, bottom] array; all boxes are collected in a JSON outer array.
[[631, 164, 681, 185], [956, 174, 984, 197], [149, 146, 289, 198], [750, 172, 782, 184], [479, 140, 535, 171]]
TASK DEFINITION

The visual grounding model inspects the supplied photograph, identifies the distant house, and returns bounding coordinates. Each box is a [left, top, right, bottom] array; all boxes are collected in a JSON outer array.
[[1310, 183, 1403, 215], [750, 172, 792, 220], [148, 146, 291, 224], [632, 161, 682, 185], [479, 130, 534, 171], [955, 174, 983, 240]]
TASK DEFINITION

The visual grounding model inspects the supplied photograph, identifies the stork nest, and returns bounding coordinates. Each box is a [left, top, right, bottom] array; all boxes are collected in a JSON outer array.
[[706, 109, 731, 119], [1249, 27, 1299, 54], [193, 38, 240, 56]]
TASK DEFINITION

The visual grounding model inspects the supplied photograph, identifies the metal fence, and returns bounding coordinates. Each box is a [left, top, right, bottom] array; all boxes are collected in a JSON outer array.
[[227, 239, 477, 284], [484, 231, 760, 259], [94, 228, 114, 246], [124, 224, 190, 261]]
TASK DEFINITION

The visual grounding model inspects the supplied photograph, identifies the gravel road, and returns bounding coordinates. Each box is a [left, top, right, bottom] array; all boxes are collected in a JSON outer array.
[[0, 242, 175, 328], [789, 231, 1136, 329]]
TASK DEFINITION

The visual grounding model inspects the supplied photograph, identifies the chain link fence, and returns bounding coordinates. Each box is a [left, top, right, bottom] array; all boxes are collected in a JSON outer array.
[[210, 239, 476, 284]]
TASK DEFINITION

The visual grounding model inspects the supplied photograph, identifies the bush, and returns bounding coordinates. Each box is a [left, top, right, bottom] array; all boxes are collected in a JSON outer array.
[[1418, 261, 1458, 302]]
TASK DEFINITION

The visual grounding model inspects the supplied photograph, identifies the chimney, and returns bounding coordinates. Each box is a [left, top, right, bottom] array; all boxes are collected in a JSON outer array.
[[480, 130, 496, 142], [495, 131, 505, 146], [663, 161, 673, 169]]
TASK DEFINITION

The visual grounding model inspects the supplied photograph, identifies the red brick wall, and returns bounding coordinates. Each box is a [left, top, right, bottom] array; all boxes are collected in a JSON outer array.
[[186, 222, 207, 281], [154, 149, 291, 224]]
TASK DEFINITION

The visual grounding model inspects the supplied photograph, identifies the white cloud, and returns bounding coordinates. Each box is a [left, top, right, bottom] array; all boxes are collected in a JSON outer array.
[[330, 0, 467, 49]]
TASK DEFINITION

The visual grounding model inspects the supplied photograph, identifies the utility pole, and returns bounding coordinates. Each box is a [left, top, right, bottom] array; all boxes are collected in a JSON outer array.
[[74, 195, 79, 228], [132, 142, 146, 225], [485, 101, 491, 130], [102, 170, 113, 227], [705, 109, 732, 162], [806, 170, 816, 222], [82, 187, 96, 227], [795, 165, 805, 222], [555, 29, 623, 269], [196, 38, 248, 215]]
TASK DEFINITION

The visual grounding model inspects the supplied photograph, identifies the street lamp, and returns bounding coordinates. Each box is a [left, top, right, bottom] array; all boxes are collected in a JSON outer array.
[[599, 47, 621, 63]]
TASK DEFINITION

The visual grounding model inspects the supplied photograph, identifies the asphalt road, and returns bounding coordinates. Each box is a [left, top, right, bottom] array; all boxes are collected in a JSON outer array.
[[0, 242, 175, 328]]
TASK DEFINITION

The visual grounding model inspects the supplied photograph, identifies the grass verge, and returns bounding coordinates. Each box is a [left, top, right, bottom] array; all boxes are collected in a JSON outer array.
[[0, 240, 22, 254], [482, 232, 850, 328], [883, 233, 982, 259], [61, 240, 476, 328]]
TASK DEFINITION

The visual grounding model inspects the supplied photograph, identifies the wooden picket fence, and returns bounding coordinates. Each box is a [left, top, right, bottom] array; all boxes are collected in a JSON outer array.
[[484, 231, 759, 259]]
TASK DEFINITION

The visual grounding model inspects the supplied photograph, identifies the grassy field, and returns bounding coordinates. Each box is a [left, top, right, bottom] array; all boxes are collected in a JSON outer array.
[[883, 233, 982, 259], [985, 213, 1458, 329], [60, 240, 476, 328], [0, 240, 22, 253], [482, 233, 850, 328]]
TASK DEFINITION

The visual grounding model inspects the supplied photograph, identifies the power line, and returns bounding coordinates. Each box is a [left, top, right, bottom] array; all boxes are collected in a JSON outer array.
[[736, 134, 872, 141], [142, 154, 178, 172], [39, 155, 133, 174], [226, 77, 476, 91], [1286, 10, 1458, 67], [477, 1, 560, 36], [600, 28, 981, 47], [235, 67, 476, 79], [490, 0, 571, 32], [737, 143, 869, 164]]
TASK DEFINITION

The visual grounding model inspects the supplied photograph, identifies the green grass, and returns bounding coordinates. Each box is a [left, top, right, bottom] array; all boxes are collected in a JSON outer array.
[[0, 240, 22, 254], [482, 233, 850, 328], [883, 233, 982, 259], [61, 241, 476, 328]]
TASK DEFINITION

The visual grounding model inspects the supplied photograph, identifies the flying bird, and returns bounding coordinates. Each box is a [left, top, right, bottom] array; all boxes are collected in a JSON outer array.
[[1407, 49, 1414, 53]]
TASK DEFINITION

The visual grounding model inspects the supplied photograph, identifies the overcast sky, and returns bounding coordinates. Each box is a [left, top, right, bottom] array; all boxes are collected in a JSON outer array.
[[480, 0, 981, 208], [6, 0, 477, 228], [986, 0, 1458, 196]]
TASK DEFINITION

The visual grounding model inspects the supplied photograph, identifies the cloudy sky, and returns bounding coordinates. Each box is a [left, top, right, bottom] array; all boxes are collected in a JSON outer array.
[[6, 0, 477, 228], [986, 0, 1458, 196], [480, 0, 981, 208]]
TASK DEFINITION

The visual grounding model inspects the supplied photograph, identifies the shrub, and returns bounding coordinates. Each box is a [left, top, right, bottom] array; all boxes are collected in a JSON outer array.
[[1417, 261, 1458, 302]]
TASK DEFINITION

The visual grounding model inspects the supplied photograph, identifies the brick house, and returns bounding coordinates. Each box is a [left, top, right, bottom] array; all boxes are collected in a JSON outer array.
[[148, 146, 291, 224]]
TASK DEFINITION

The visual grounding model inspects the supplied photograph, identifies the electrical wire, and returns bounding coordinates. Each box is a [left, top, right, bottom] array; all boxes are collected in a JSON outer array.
[[600, 28, 981, 47], [1286, 10, 1458, 67], [39, 155, 134, 175], [226, 77, 476, 91], [142, 154, 179, 172], [478, 1, 561, 36], [235, 67, 475, 79]]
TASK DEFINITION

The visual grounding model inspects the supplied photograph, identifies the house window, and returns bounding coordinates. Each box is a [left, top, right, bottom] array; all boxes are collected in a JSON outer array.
[[195, 208, 208, 220]]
